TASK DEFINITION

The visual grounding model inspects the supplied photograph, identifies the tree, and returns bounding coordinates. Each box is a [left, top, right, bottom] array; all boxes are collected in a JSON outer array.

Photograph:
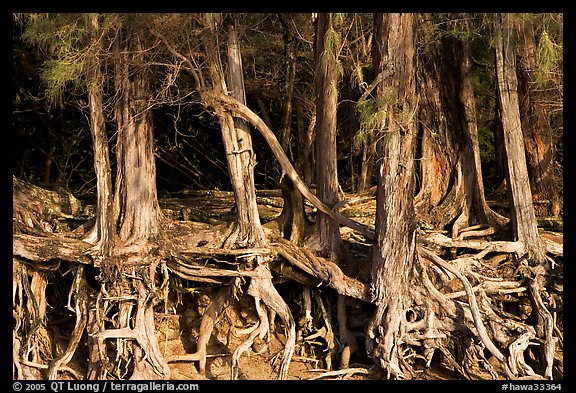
[[516, 15, 563, 218], [13, 12, 563, 382], [365, 13, 419, 378], [82, 14, 114, 258], [494, 14, 546, 265], [415, 13, 507, 236], [313, 13, 342, 260], [494, 13, 554, 378]]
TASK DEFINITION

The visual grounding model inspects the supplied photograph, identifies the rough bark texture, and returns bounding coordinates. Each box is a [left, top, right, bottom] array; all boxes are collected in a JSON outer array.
[[494, 14, 546, 264], [415, 14, 507, 234], [314, 13, 342, 260], [516, 20, 562, 218], [366, 13, 418, 379], [113, 35, 162, 246], [217, 25, 266, 248], [83, 14, 114, 258], [201, 20, 295, 380]]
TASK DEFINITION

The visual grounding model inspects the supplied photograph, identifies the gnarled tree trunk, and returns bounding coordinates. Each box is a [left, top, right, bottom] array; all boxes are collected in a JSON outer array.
[[200, 18, 295, 380], [415, 14, 507, 235], [366, 13, 418, 379]]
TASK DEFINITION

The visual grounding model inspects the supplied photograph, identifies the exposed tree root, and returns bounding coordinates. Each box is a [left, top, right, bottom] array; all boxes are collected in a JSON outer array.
[[12, 178, 563, 381], [47, 267, 89, 380], [244, 263, 296, 380], [167, 283, 234, 375]]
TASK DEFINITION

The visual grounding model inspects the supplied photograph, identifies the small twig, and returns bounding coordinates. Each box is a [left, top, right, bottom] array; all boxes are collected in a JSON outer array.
[[307, 367, 370, 380]]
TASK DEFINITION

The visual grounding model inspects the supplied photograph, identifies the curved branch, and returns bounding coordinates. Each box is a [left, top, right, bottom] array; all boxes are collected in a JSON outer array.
[[212, 93, 375, 241]]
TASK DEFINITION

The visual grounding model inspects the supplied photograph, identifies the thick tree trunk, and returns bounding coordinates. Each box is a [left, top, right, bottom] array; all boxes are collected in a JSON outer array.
[[366, 13, 418, 379], [87, 30, 170, 381], [314, 13, 342, 260], [415, 14, 507, 234], [113, 37, 162, 246], [414, 16, 459, 225], [516, 21, 562, 218]]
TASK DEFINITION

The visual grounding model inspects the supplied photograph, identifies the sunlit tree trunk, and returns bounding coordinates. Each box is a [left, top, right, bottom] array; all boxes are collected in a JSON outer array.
[[219, 23, 267, 248], [113, 38, 162, 247], [83, 13, 114, 258], [95, 28, 169, 380], [201, 17, 295, 379], [494, 13, 546, 264], [366, 13, 418, 379], [415, 14, 506, 235]]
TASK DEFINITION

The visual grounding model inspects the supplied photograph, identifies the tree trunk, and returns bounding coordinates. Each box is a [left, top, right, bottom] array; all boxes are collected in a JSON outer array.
[[113, 37, 163, 246], [83, 14, 114, 258], [415, 14, 507, 235], [366, 13, 418, 379], [200, 18, 295, 379], [277, 14, 308, 245], [414, 16, 460, 226], [314, 13, 342, 260], [494, 13, 546, 264], [221, 24, 267, 248], [516, 21, 562, 218], [88, 29, 170, 381]]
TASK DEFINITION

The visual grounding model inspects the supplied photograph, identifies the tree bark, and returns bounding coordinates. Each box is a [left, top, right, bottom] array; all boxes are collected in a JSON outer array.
[[494, 13, 546, 264], [314, 13, 342, 260], [415, 14, 507, 234], [83, 14, 115, 258], [516, 20, 562, 218], [200, 18, 295, 379], [113, 34, 163, 247], [366, 13, 418, 379]]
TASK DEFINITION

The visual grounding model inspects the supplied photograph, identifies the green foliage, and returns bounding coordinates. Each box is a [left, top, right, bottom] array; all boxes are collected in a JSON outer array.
[[535, 29, 562, 88], [354, 98, 386, 152], [323, 26, 340, 59], [40, 58, 86, 107], [22, 14, 90, 108]]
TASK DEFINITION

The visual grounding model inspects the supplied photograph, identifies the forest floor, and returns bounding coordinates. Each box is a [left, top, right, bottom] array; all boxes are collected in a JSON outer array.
[[15, 187, 563, 381]]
